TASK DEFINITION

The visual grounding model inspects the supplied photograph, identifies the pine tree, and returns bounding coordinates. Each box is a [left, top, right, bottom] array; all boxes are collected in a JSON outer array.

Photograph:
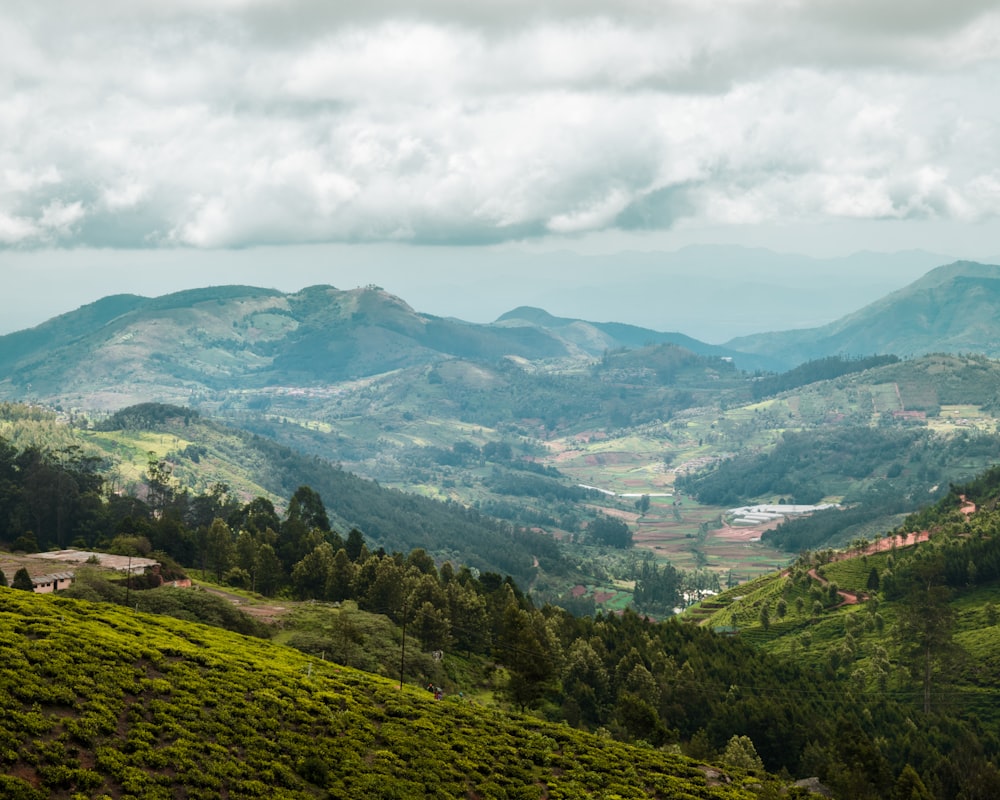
[[895, 554, 957, 714]]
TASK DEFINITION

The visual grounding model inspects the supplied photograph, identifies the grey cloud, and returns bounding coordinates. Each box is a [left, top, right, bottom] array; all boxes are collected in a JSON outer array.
[[1, 1, 999, 250], [806, 0, 1000, 36]]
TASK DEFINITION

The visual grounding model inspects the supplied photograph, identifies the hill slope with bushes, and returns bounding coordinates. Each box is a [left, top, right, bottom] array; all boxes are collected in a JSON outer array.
[[0, 587, 783, 800]]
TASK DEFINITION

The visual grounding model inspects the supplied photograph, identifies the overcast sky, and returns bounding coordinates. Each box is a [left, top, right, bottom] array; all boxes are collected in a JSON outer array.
[[2, 0, 1000, 338]]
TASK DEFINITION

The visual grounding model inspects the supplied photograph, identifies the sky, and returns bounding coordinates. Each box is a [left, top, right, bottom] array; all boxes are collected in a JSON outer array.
[[2, 0, 1000, 340]]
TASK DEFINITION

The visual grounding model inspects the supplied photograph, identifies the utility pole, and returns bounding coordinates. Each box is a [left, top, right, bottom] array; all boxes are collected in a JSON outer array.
[[399, 599, 407, 690], [125, 553, 132, 608]]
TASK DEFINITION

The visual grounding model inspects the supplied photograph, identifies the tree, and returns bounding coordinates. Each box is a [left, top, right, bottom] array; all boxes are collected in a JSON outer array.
[[12, 567, 34, 592], [328, 548, 356, 602], [144, 454, 176, 515], [255, 543, 284, 597], [496, 603, 557, 710], [0, 568, 6, 587], [345, 529, 366, 562], [588, 514, 632, 549], [406, 548, 437, 578], [562, 639, 609, 726], [231, 497, 281, 537], [286, 485, 331, 532], [291, 543, 336, 600], [412, 601, 451, 651], [895, 554, 958, 714], [205, 518, 235, 583], [892, 764, 934, 800], [722, 735, 765, 773], [235, 531, 259, 592], [362, 556, 406, 618], [448, 582, 490, 656]]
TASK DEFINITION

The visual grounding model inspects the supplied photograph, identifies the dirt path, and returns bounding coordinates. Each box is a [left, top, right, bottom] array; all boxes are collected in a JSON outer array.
[[807, 568, 859, 606], [200, 585, 290, 624]]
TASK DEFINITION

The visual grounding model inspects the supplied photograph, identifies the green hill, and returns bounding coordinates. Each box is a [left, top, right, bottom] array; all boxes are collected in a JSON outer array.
[[0, 588, 775, 800], [0, 283, 764, 410]]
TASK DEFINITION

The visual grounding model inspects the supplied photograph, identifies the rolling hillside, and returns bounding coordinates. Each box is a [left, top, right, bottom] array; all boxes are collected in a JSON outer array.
[[0, 402, 568, 589], [0, 587, 777, 800], [494, 306, 782, 370]]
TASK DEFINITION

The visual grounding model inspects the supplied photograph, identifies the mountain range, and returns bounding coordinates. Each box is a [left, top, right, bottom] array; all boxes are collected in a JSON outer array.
[[3, 261, 1000, 412], [0, 283, 776, 410]]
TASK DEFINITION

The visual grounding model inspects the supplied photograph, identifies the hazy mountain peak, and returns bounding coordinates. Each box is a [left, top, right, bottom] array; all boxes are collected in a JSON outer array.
[[495, 306, 570, 326], [727, 260, 1000, 368]]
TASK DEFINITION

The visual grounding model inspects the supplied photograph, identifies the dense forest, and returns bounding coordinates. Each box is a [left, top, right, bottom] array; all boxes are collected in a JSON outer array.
[[749, 354, 900, 400]]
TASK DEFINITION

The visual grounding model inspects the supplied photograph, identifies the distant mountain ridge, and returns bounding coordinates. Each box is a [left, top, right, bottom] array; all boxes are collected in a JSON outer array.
[[726, 261, 1000, 368], [0, 283, 776, 408], [494, 306, 771, 365], [4, 260, 1000, 410]]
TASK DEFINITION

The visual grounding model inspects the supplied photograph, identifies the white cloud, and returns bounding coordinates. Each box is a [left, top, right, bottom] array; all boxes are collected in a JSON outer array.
[[0, 0, 998, 250], [0, 213, 39, 245], [39, 200, 86, 234]]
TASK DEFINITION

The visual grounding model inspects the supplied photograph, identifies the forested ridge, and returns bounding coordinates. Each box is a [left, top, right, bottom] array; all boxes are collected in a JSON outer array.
[[2, 402, 562, 588]]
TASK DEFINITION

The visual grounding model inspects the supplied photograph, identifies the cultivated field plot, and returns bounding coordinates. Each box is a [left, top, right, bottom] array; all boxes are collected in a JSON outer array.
[[632, 497, 791, 579], [569, 582, 634, 612], [869, 383, 903, 414], [930, 404, 999, 433], [551, 448, 675, 495]]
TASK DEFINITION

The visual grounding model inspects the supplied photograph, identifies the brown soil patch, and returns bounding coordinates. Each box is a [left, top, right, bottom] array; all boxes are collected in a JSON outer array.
[[200, 586, 289, 624], [711, 518, 782, 542], [584, 505, 641, 523]]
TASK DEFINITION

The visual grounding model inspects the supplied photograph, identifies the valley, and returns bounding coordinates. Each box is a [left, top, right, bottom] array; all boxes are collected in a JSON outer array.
[[5, 262, 1000, 797]]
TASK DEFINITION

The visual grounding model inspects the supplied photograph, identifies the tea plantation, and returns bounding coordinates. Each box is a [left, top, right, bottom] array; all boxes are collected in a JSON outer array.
[[0, 588, 784, 799]]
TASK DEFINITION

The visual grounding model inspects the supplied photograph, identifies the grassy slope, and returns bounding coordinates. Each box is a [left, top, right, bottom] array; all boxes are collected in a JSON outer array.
[[0, 588, 773, 800]]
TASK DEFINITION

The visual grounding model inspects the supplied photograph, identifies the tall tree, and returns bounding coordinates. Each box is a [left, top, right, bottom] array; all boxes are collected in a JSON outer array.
[[255, 543, 284, 597], [205, 518, 235, 583], [895, 554, 958, 714], [496, 603, 557, 711], [345, 528, 366, 562], [328, 548, 356, 602], [286, 486, 331, 532]]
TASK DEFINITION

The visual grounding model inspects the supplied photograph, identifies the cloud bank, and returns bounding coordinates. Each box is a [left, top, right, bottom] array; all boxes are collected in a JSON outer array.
[[2, 0, 999, 248]]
